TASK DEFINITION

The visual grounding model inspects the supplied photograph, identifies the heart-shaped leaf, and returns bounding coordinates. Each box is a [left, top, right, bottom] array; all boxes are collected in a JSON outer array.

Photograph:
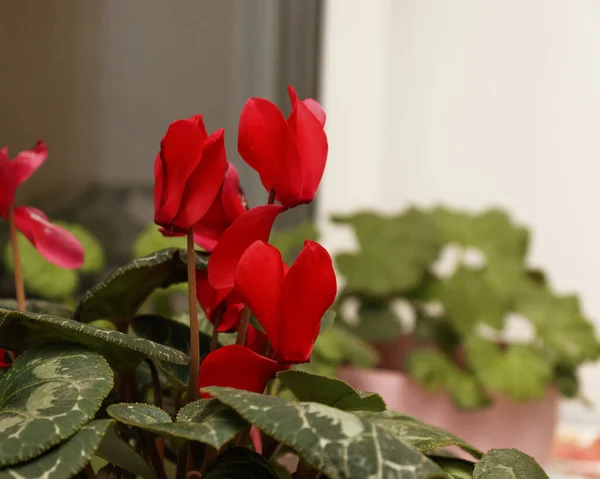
[[107, 400, 247, 450], [74, 248, 208, 327], [204, 387, 444, 479], [277, 370, 386, 412], [95, 422, 155, 479], [131, 314, 212, 389], [333, 209, 442, 297], [0, 308, 189, 370], [0, 299, 72, 318], [203, 447, 278, 479], [355, 410, 482, 459], [473, 448, 549, 478], [0, 344, 113, 467], [0, 420, 113, 479]]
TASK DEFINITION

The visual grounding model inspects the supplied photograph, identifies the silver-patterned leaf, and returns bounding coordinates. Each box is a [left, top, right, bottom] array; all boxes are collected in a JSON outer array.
[[427, 457, 474, 479], [0, 420, 113, 479], [0, 344, 113, 467], [277, 370, 386, 412], [204, 387, 444, 479], [0, 308, 189, 370], [74, 248, 207, 327], [473, 449, 549, 478], [107, 401, 246, 450], [356, 411, 482, 459]]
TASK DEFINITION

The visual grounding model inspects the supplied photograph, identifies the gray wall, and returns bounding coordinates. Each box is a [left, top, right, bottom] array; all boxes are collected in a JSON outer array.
[[0, 0, 322, 222]]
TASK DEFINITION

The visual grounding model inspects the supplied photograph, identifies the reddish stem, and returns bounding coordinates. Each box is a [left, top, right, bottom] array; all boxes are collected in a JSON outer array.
[[8, 204, 26, 312], [187, 231, 199, 402]]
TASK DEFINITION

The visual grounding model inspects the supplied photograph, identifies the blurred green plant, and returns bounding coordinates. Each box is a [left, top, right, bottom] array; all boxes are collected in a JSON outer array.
[[2, 221, 105, 301], [329, 207, 600, 409]]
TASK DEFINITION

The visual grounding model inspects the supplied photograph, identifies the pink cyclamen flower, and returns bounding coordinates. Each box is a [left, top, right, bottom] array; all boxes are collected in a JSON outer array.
[[0, 143, 84, 269]]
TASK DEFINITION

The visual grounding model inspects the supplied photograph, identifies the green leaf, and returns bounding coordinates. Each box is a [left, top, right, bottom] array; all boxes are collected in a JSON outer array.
[[0, 308, 189, 370], [355, 411, 482, 459], [204, 387, 444, 479], [465, 337, 552, 401], [312, 323, 379, 368], [74, 248, 208, 327], [277, 370, 386, 412], [95, 422, 155, 479], [270, 221, 319, 264], [4, 233, 78, 300], [131, 314, 212, 389], [0, 344, 113, 466], [516, 283, 600, 366], [405, 349, 490, 410], [0, 420, 113, 479], [430, 457, 475, 479], [53, 221, 105, 273], [107, 400, 247, 450], [432, 207, 529, 262], [426, 267, 512, 333], [203, 447, 278, 479], [132, 223, 189, 258], [473, 448, 549, 478], [0, 299, 72, 318], [333, 209, 442, 297], [553, 364, 579, 398]]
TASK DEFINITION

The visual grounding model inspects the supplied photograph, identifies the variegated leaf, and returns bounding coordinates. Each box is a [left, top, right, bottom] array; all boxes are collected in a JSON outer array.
[[0, 345, 113, 467]]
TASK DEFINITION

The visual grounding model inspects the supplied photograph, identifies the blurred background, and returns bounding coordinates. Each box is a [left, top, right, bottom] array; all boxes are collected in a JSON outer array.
[[2, 1, 600, 475]]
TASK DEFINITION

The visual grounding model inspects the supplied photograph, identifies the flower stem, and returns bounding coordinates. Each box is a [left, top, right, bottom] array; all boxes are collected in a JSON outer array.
[[235, 306, 251, 346], [210, 312, 222, 352], [187, 231, 199, 403], [8, 204, 26, 312], [267, 188, 276, 205]]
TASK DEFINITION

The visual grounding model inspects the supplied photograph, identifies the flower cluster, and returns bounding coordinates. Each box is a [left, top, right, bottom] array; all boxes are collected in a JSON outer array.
[[153, 85, 336, 395]]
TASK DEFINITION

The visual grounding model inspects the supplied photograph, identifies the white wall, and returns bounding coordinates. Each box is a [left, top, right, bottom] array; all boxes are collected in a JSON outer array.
[[319, 0, 600, 417]]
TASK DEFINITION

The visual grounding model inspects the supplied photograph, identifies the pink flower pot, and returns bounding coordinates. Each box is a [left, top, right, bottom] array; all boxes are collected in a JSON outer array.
[[338, 366, 559, 465]]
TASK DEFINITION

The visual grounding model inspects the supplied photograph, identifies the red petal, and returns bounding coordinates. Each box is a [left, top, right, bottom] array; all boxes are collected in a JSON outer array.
[[278, 240, 337, 363], [302, 99, 326, 127], [12, 141, 47, 186], [171, 128, 227, 230], [193, 162, 245, 252], [218, 302, 243, 332], [286, 86, 328, 204], [246, 325, 269, 354], [0, 148, 16, 212], [198, 345, 280, 397], [14, 206, 85, 269], [235, 241, 285, 351], [208, 204, 285, 290], [221, 163, 247, 221], [238, 98, 302, 206], [154, 118, 208, 227], [187, 114, 208, 137]]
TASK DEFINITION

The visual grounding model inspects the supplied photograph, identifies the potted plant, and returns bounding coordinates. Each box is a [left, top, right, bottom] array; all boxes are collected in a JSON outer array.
[[0, 91, 551, 478], [326, 207, 600, 464]]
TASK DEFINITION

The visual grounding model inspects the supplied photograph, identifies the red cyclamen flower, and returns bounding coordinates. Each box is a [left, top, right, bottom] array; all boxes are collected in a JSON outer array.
[[193, 163, 247, 252], [198, 345, 282, 397], [238, 85, 327, 207], [235, 240, 337, 364], [154, 115, 227, 234], [0, 143, 84, 268], [196, 269, 244, 332]]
